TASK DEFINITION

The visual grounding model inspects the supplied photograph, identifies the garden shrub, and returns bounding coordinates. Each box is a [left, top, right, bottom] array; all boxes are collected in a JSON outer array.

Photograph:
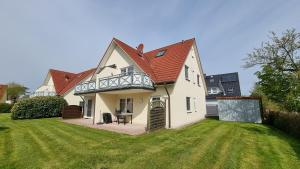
[[11, 96, 67, 120], [0, 103, 13, 113], [263, 111, 300, 139]]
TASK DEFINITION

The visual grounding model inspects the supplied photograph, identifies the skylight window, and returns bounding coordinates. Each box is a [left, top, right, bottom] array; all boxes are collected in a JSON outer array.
[[156, 50, 166, 57]]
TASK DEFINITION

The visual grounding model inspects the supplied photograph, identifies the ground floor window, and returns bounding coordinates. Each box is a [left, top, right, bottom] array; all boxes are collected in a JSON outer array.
[[186, 97, 191, 112], [151, 96, 161, 101], [120, 98, 133, 113]]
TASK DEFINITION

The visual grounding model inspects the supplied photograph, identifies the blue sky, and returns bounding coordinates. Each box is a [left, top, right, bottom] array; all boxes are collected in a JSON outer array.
[[0, 0, 299, 94]]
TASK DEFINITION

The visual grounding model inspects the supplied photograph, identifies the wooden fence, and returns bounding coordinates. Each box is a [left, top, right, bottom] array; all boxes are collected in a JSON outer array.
[[62, 105, 82, 119]]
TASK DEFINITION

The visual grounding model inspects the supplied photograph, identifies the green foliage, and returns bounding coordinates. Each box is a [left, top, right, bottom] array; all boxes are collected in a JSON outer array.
[[11, 96, 67, 120], [263, 111, 300, 139], [250, 83, 281, 111], [0, 103, 13, 113], [245, 29, 300, 112], [255, 65, 300, 111], [7, 82, 28, 103]]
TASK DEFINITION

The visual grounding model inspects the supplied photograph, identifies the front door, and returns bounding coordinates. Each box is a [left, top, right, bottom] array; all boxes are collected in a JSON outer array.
[[86, 99, 92, 117]]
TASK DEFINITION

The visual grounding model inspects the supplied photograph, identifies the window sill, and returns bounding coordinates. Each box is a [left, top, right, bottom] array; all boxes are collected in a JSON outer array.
[[187, 111, 192, 113], [185, 79, 190, 82]]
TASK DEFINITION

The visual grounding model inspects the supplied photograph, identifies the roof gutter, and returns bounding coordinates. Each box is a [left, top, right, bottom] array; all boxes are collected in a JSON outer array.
[[155, 81, 175, 86]]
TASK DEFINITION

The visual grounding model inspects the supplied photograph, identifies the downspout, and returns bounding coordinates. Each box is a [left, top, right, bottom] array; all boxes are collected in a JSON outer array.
[[164, 84, 171, 128]]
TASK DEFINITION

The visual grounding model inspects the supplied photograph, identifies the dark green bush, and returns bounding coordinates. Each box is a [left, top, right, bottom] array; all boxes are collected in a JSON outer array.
[[0, 103, 13, 113], [11, 96, 67, 120], [263, 111, 300, 139]]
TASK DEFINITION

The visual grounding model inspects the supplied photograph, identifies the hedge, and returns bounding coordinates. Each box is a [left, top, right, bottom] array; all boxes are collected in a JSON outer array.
[[0, 103, 13, 113], [263, 110, 300, 139], [11, 96, 67, 120]]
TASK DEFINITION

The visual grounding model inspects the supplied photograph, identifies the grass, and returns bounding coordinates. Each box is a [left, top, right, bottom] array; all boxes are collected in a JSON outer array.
[[0, 113, 300, 169]]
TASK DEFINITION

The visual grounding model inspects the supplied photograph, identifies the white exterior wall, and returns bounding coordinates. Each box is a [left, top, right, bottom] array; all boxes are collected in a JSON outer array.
[[95, 46, 142, 81], [93, 45, 152, 126], [63, 88, 83, 106], [169, 45, 207, 128], [94, 92, 151, 126], [63, 75, 93, 106], [36, 74, 56, 93]]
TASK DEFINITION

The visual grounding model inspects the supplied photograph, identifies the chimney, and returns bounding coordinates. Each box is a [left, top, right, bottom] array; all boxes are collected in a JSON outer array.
[[137, 43, 144, 57]]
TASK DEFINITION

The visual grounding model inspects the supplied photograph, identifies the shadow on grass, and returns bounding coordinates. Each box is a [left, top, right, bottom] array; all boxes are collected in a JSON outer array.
[[0, 126, 9, 131], [241, 124, 300, 160]]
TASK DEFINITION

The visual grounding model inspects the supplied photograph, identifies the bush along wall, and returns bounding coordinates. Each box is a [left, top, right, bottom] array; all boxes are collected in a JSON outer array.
[[263, 110, 300, 139], [0, 103, 13, 113], [11, 96, 67, 120]]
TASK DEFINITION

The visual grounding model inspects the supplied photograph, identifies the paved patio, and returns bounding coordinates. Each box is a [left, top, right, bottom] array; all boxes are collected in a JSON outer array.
[[62, 118, 147, 135]]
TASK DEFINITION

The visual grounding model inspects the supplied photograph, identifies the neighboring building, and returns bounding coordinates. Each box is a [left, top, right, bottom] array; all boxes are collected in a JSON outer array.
[[0, 84, 8, 103], [205, 72, 241, 117], [33, 68, 96, 105], [74, 38, 207, 129]]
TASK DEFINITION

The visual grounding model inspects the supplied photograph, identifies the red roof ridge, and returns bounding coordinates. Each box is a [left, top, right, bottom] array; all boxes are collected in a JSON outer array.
[[144, 38, 195, 54]]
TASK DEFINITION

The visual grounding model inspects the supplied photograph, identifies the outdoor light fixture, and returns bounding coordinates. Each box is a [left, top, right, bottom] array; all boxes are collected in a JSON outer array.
[[99, 64, 117, 71]]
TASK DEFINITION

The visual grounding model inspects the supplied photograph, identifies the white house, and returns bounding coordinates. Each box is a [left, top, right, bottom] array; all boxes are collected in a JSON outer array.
[[74, 38, 207, 129], [33, 68, 96, 106]]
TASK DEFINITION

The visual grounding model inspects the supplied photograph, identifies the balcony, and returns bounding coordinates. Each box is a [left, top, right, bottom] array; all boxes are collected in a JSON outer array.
[[75, 72, 154, 94], [30, 91, 57, 97]]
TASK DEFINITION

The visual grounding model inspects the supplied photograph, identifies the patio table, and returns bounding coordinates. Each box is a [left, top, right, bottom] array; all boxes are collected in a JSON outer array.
[[117, 113, 133, 125]]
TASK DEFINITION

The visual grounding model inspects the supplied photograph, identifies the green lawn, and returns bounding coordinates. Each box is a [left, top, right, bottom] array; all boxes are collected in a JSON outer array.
[[0, 113, 299, 169]]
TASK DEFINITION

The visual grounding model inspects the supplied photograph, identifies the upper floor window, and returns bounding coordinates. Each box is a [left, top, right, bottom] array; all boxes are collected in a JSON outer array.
[[156, 50, 166, 57], [208, 87, 220, 94], [121, 66, 134, 75], [227, 88, 234, 94], [185, 65, 189, 80], [197, 74, 200, 86]]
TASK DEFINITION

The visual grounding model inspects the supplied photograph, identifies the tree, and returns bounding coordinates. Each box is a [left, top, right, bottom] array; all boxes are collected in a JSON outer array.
[[244, 28, 300, 73], [244, 29, 300, 112], [250, 83, 281, 111], [7, 82, 28, 103]]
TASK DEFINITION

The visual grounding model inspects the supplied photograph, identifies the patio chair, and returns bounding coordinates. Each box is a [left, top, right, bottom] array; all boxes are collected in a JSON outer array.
[[115, 109, 126, 125]]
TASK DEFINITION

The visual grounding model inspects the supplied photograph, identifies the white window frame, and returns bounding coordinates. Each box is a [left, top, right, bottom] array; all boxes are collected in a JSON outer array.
[[227, 88, 234, 93], [119, 97, 133, 114], [208, 87, 220, 94], [185, 65, 189, 81], [121, 66, 134, 75]]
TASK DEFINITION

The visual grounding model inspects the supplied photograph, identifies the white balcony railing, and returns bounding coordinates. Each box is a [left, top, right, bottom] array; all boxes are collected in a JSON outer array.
[[30, 91, 57, 97], [75, 72, 154, 94], [75, 81, 96, 93]]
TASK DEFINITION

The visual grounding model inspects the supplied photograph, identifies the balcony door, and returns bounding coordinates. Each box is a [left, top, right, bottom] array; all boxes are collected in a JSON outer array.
[[86, 99, 93, 118], [119, 98, 133, 114]]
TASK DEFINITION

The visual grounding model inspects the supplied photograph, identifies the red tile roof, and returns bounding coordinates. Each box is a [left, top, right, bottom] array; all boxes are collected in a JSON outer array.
[[113, 38, 195, 84], [0, 84, 7, 101], [113, 38, 157, 81], [49, 68, 96, 95], [58, 68, 96, 95]]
